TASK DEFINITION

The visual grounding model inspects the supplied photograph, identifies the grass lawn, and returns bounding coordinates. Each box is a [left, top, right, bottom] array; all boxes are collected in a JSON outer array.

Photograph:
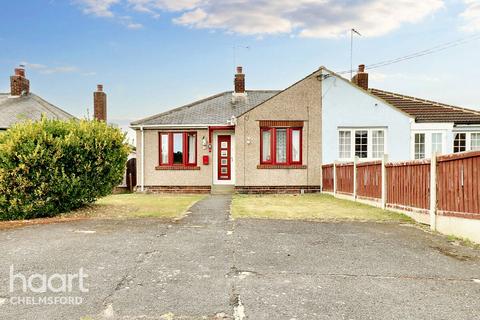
[[0, 194, 204, 230], [232, 193, 411, 222], [71, 193, 205, 219]]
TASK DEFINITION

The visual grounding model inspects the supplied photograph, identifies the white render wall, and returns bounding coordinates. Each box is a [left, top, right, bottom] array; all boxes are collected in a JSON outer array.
[[322, 73, 413, 163]]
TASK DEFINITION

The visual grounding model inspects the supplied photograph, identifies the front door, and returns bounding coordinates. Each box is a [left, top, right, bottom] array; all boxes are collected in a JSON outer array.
[[217, 135, 231, 181]]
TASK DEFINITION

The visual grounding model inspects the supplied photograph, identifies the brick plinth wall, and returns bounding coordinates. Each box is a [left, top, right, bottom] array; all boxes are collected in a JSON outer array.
[[235, 186, 321, 194], [142, 186, 211, 194]]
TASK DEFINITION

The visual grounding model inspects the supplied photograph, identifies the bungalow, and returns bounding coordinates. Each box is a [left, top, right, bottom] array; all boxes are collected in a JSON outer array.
[[0, 66, 76, 130], [131, 65, 480, 194]]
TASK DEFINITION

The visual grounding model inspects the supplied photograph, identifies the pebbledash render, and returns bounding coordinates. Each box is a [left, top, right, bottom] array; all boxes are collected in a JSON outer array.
[[131, 65, 480, 194]]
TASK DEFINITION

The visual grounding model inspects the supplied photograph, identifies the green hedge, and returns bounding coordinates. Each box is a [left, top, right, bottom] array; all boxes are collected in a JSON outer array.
[[0, 118, 130, 220]]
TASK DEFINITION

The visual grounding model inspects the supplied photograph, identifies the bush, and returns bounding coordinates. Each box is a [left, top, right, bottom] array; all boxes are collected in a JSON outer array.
[[0, 118, 130, 220]]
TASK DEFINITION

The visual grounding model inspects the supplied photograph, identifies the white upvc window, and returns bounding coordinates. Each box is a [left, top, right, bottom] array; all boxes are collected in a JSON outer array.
[[411, 131, 446, 160], [453, 132, 480, 153], [431, 133, 443, 155], [338, 128, 387, 161], [372, 130, 385, 158], [414, 133, 426, 160], [339, 130, 352, 159], [471, 133, 480, 151]]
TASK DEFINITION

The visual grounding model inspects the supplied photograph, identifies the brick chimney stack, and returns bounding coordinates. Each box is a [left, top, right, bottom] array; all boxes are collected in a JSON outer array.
[[10, 66, 30, 96], [351, 64, 368, 90], [234, 66, 245, 94], [93, 84, 107, 121]]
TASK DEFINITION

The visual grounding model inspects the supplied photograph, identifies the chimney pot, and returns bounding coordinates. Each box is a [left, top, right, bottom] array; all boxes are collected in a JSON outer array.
[[97, 84, 103, 92], [236, 66, 243, 74], [358, 64, 365, 73], [15, 67, 26, 78]]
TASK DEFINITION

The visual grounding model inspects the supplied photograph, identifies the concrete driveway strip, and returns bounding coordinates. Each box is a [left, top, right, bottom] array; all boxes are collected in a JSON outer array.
[[0, 195, 478, 319]]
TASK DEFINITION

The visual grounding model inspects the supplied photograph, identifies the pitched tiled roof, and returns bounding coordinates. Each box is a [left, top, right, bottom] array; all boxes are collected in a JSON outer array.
[[369, 88, 480, 124], [0, 93, 75, 129], [131, 90, 280, 126]]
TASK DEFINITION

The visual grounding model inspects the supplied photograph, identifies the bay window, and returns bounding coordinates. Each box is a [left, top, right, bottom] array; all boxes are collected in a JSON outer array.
[[159, 132, 197, 166], [260, 127, 302, 165]]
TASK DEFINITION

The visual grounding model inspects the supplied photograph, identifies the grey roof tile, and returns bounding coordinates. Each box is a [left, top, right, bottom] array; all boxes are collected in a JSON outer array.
[[0, 93, 76, 129], [131, 90, 280, 126]]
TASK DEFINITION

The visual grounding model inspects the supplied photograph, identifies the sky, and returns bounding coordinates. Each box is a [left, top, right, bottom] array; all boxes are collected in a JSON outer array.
[[1, 0, 480, 142]]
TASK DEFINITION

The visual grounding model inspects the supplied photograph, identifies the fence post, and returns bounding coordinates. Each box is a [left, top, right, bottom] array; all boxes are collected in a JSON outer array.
[[430, 152, 437, 231], [333, 162, 337, 197], [381, 154, 388, 210], [353, 157, 358, 200]]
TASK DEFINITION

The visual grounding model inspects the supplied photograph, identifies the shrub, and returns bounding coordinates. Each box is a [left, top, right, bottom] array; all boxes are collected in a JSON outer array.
[[0, 118, 130, 220]]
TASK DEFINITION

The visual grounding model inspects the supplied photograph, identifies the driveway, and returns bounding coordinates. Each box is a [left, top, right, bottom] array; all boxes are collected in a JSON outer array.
[[0, 195, 479, 319]]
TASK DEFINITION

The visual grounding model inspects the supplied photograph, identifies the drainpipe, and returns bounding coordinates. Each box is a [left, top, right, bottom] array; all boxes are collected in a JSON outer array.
[[140, 126, 145, 192]]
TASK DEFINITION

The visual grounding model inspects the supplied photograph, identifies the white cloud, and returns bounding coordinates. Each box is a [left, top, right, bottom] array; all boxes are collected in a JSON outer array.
[[461, 0, 480, 32], [21, 62, 95, 76], [76, 0, 444, 37], [77, 0, 120, 17]]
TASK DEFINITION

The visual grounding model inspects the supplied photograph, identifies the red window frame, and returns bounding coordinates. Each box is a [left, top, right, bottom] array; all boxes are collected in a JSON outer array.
[[260, 127, 302, 165], [158, 132, 197, 166]]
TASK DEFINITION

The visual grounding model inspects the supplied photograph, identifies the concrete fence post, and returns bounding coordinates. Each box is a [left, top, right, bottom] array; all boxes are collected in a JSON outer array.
[[430, 152, 438, 231], [333, 162, 337, 197], [381, 154, 389, 210], [353, 157, 358, 200]]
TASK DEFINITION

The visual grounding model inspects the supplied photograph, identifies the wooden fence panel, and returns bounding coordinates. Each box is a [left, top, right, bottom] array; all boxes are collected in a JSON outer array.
[[321, 164, 334, 192], [336, 163, 354, 195], [356, 161, 382, 199], [437, 151, 480, 217], [386, 160, 430, 210]]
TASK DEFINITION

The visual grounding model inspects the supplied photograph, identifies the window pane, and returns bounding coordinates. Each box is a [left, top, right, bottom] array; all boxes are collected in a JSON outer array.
[[355, 130, 368, 158], [292, 129, 301, 162], [339, 131, 351, 159], [262, 130, 271, 162], [431, 133, 443, 155], [372, 130, 384, 159], [454, 133, 466, 153], [173, 133, 183, 164], [161, 134, 169, 164], [471, 133, 480, 151], [276, 129, 287, 163], [187, 133, 196, 164], [414, 133, 425, 159]]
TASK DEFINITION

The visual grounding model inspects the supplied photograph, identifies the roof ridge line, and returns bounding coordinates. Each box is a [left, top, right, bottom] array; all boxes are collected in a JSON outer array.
[[131, 91, 231, 126]]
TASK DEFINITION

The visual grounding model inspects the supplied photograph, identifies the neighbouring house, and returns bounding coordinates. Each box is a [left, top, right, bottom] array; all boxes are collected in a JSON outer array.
[[131, 65, 480, 194], [322, 65, 480, 163], [0, 66, 76, 130]]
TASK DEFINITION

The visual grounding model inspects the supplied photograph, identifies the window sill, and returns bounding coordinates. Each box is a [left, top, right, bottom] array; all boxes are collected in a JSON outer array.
[[155, 166, 200, 170], [257, 164, 307, 169]]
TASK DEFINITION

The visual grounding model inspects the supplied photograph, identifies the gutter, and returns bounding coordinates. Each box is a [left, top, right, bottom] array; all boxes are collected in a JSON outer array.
[[130, 124, 222, 130]]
